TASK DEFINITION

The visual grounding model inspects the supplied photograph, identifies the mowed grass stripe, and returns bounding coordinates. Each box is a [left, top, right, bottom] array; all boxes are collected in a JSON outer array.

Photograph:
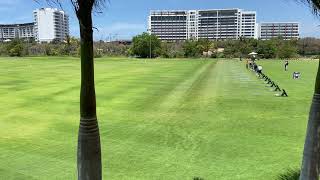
[[0, 57, 317, 179], [0, 57, 215, 179]]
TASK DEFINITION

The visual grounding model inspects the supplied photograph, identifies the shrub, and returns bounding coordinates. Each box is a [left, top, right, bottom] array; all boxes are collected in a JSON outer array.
[[183, 40, 201, 58], [10, 44, 25, 57], [6, 39, 25, 57]]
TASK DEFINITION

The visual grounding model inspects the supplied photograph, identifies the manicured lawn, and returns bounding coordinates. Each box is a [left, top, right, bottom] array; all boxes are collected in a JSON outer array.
[[0, 57, 317, 179]]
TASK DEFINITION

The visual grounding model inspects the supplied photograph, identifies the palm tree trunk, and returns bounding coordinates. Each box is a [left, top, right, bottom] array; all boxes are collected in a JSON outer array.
[[300, 60, 320, 180], [77, 5, 102, 180]]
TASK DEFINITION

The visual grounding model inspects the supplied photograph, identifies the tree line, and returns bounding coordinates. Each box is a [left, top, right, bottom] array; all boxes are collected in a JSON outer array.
[[130, 33, 320, 59], [2, 33, 320, 59], [0, 37, 130, 58]]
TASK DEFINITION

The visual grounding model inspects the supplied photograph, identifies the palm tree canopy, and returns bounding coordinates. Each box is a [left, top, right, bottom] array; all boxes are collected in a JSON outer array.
[[299, 0, 320, 15], [35, 0, 106, 13]]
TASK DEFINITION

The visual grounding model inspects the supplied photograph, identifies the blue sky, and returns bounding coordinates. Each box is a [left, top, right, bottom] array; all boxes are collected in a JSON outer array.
[[1, 0, 320, 40]]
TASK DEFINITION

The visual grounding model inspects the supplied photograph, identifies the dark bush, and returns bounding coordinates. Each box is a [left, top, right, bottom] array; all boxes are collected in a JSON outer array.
[[277, 169, 300, 180]]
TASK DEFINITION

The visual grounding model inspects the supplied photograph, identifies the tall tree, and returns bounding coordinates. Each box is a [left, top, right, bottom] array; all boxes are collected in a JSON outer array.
[[38, 0, 105, 179], [131, 32, 162, 58], [297, 1, 320, 179]]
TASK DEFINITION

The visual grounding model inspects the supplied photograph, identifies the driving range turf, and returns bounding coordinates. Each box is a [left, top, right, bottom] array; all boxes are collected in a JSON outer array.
[[0, 57, 318, 179]]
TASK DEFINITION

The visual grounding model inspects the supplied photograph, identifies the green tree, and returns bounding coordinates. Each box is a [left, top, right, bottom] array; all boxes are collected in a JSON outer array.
[[239, 37, 258, 57], [41, 0, 105, 179], [296, 1, 320, 180], [298, 38, 320, 56], [219, 38, 257, 58], [58, 36, 80, 56], [160, 42, 171, 58], [183, 40, 201, 57], [6, 39, 25, 57], [223, 40, 240, 58], [131, 32, 162, 58], [257, 40, 277, 59], [160, 42, 184, 58], [95, 41, 130, 57], [197, 38, 215, 53], [277, 40, 298, 59]]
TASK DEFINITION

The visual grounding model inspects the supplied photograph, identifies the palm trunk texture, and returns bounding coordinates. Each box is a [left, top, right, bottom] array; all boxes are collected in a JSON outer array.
[[76, 4, 102, 180], [300, 61, 320, 180]]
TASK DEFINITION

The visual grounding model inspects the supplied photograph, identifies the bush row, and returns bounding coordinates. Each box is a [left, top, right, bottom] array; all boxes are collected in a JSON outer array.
[[1, 34, 320, 59]]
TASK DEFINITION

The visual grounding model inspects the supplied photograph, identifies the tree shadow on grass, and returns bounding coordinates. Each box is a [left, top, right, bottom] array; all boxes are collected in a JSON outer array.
[[277, 169, 300, 180]]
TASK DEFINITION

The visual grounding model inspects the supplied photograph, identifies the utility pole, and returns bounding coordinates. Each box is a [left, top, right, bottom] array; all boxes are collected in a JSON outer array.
[[149, 34, 152, 59], [147, 28, 152, 60]]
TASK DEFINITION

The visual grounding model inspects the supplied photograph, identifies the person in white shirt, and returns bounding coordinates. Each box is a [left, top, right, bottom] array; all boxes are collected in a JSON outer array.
[[257, 65, 263, 74]]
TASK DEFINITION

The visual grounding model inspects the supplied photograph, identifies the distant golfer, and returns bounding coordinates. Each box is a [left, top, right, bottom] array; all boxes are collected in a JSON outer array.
[[253, 63, 258, 72], [257, 65, 263, 74], [284, 60, 289, 71], [246, 59, 249, 69], [249, 61, 253, 69]]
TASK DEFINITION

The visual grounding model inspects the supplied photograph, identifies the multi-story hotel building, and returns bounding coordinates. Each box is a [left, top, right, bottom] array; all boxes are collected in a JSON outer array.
[[239, 11, 258, 39], [258, 22, 299, 40], [149, 10, 188, 41], [0, 23, 35, 41], [33, 8, 69, 42], [0, 8, 69, 43], [149, 9, 257, 41]]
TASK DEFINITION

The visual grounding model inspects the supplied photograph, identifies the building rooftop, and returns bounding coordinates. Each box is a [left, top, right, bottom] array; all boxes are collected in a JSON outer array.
[[0, 23, 34, 27], [260, 22, 300, 24]]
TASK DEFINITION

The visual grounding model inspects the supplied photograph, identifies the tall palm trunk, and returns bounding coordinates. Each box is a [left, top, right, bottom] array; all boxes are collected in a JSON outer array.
[[76, 4, 102, 180], [300, 60, 320, 180]]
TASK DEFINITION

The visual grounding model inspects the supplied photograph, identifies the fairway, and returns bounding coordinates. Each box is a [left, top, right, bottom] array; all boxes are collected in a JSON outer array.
[[0, 57, 318, 179]]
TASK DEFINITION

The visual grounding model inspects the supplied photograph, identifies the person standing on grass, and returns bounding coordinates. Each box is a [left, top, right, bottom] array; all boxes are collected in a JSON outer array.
[[253, 63, 258, 72], [257, 65, 263, 75], [284, 60, 289, 71], [246, 59, 249, 69]]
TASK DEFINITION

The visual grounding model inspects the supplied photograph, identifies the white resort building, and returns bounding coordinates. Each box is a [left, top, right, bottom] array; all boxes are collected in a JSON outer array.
[[33, 8, 69, 43], [258, 22, 300, 40], [0, 8, 69, 43], [148, 9, 257, 41], [0, 23, 35, 41], [149, 9, 300, 41]]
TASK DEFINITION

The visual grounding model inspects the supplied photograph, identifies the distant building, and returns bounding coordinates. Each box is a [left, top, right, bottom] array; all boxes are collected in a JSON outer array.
[[149, 10, 188, 41], [239, 11, 258, 39], [258, 22, 299, 40], [148, 8, 257, 41], [0, 8, 70, 43], [107, 40, 132, 45], [0, 23, 35, 41], [33, 8, 69, 42]]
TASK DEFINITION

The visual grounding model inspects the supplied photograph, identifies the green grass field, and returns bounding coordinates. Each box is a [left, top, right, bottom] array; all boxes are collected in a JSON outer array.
[[0, 57, 318, 179]]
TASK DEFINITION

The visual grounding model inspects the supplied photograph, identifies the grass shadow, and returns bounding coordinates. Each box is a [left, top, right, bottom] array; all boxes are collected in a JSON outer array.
[[277, 169, 300, 180]]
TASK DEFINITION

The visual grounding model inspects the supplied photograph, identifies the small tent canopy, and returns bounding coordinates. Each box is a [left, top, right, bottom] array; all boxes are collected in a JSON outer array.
[[249, 52, 258, 61], [249, 52, 258, 55], [4, 39, 11, 42]]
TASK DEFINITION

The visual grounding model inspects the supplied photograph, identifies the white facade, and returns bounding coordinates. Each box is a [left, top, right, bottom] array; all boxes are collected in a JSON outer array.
[[239, 11, 257, 39], [149, 9, 257, 41], [0, 23, 35, 41], [259, 22, 299, 40], [187, 10, 198, 40], [33, 8, 69, 42], [149, 10, 188, 41]]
